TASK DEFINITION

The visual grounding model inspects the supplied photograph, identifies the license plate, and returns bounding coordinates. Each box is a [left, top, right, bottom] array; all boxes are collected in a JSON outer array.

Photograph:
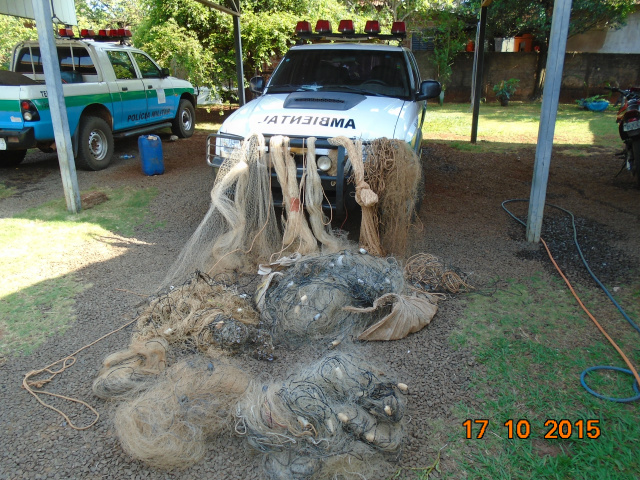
[[623, 120, 640, 132], [0, 138, 6, 150]]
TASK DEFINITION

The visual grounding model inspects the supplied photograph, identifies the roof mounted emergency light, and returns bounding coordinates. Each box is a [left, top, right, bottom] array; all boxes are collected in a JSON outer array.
[[80, 29, 95, 38], [295, 19, 405, 42], [364, 20, 380, 34], [315, 20, 332, 33], [295, 21, 312, 34], [58, 27, 75, 38], [391, 22, 406, 35], [338, 20, 355, 35]]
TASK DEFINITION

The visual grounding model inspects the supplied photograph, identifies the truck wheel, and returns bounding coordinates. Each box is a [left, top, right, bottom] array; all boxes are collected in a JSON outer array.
[[0, 149, 27, 167], [171, 99, 195, 138], [76, 116, 114, 171]]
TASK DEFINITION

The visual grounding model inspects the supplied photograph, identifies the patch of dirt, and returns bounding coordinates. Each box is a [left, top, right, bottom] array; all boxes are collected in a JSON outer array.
[[1, 115, 639, 479]]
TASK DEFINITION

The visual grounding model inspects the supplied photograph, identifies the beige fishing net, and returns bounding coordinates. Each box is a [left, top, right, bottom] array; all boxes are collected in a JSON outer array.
[[235, 352, 407, 479], [114, 357, 250, 470], [92, 133, 474, 478]]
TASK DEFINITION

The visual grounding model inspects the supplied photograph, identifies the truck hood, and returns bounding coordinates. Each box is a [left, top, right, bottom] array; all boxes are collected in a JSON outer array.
[[219, 91, 409, 140]]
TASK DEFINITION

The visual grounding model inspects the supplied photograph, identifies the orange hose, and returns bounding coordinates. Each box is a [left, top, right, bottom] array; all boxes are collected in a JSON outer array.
[[540, 237, 640, 388]]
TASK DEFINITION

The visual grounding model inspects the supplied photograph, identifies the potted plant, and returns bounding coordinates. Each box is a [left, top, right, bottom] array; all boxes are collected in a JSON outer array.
[[492, 78, 520, 106]]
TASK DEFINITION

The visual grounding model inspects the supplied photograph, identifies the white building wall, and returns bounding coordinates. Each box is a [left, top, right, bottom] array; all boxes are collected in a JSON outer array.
[[566, 10, 640, 53]]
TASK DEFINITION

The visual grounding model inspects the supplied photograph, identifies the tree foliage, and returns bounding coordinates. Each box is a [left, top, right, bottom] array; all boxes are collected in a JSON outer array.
[[0, 15, 38, 69], [482, 0, 635, 48], [76, 0, 147, 28], [136, 0, 365, 93]]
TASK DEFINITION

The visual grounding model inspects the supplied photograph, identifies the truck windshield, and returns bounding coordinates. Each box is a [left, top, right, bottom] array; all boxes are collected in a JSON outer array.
[[268, 49, 411, 99]]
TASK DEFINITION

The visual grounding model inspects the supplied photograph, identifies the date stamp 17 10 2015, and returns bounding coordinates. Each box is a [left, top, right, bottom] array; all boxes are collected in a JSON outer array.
[[463, 419, 601, 440]]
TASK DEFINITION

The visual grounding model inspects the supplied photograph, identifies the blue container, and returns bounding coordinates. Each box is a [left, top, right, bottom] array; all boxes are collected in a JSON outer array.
[[585, 100, 610, 112], [138, 134, 164, 176]]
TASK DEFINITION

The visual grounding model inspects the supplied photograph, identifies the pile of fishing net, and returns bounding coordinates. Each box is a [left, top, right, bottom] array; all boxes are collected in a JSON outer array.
[[163, 133, 422, 290], [90, 133, 475, 477], [113, 356, 250, 470], [257, 250, 439, 345], [130, 272, 275, 360], [235, 352, 408, 479]]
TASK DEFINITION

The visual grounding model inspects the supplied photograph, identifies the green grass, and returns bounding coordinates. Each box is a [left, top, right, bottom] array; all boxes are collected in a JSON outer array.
[[0, 182, 16, 200], [422, 103, 619, 152], [0, 186, 160, 355], [437, 275, 640, 479]]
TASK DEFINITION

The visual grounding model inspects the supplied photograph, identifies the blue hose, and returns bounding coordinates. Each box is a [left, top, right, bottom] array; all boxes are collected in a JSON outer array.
[[502, 199, 640, 403]]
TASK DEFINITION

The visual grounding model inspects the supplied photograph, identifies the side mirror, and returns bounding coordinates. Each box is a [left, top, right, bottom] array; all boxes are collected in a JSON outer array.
[[417, 80, 442, 100], [250, 76, 265, 94], [161, 67, 171, 78]]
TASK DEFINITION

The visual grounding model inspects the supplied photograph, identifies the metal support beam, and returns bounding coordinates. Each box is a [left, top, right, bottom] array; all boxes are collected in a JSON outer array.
[[193, 0, 245, 106], [233, 13, 246, 106], [32, 0, 81, 213], [192, 0, 239, 17], [470, 5, 488, 143], [526, 0, 573, 243]]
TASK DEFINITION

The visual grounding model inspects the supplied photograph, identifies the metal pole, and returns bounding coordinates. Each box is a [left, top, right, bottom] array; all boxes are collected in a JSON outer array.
[[526, 0, 573, 242], [233, 13, 246, 106], [32, 0, 81, 213], [470, 5, 488, 143]]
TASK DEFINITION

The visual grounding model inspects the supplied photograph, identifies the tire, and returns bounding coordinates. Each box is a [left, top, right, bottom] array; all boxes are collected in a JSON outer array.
[[171, 99, 195, 138], [75, 116, 114, 171], [632, 140, 640, 188], [0, 149, 27, 167]]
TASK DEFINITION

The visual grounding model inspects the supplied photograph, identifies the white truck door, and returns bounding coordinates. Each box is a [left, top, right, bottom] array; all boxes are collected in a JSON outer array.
[[105, 50, 147, 130], [131, 52, 176, 123]]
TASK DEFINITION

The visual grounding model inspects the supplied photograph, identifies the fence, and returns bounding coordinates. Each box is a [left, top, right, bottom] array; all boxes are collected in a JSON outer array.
[[414, 52, 640, 103]]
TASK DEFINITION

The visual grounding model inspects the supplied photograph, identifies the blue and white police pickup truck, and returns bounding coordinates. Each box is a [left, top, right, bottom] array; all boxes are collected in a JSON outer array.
[[0, 29, 196, 170], [207, 20, 440, 214]]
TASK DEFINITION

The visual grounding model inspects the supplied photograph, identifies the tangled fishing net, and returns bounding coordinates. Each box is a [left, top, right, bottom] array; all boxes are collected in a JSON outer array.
[[258, 251, 408, 346], [404, 253, 474, 293], [363, 138, 422, 256], [92, 337, 168, 400], [162, 134, 282, 287], [235, 352, 407, 479], [114, 356, 250, 470], [162, 133, 420, 291], [133, 271, 275, 361]]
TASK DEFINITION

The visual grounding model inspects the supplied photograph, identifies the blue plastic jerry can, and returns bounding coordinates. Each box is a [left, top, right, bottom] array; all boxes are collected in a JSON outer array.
[[138, 134, 164, 176]]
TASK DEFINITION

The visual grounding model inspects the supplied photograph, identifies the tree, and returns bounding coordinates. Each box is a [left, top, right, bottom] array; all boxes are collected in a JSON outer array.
[[0, 15, 38, 69], [76, 0, 147, 28], [478, 0, 635, 99], [138, 0, 364, 100]]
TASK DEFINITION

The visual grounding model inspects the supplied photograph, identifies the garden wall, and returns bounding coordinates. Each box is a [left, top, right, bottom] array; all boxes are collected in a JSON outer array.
[[414, 52, 640, 103]]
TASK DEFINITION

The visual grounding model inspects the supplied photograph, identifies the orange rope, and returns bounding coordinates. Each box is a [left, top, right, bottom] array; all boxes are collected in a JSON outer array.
[[22, 316, 138, 430], [540, 237, 640, 388]]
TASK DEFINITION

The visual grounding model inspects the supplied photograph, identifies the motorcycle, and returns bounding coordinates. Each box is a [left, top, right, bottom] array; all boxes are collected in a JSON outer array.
[[606, 86, 640, 187]]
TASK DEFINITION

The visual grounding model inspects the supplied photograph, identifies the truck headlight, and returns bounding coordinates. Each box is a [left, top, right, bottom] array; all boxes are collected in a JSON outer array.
[[218, 137, 241, 156], [317, 155, 332, 171]]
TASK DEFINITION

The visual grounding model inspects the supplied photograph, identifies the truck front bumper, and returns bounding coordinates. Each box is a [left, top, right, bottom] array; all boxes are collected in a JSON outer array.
[[0, 127, 36, 150]]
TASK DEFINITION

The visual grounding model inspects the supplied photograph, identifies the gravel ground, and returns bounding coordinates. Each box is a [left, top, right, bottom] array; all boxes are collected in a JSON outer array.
[[1, 124, 639, 479]]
